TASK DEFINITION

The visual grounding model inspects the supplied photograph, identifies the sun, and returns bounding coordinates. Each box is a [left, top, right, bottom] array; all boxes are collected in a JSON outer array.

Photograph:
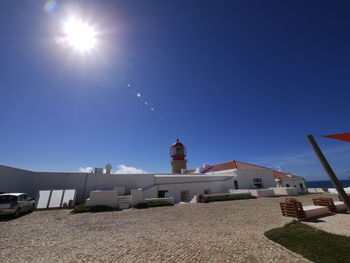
[[63, 17, 97, 52]]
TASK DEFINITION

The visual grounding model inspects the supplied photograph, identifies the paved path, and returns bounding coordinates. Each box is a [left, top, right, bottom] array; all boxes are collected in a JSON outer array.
[[0, 195, 316, 263]]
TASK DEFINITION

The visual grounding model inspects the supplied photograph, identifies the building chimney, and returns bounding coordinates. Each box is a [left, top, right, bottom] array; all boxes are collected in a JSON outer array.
[[105, 164, 112, 174]]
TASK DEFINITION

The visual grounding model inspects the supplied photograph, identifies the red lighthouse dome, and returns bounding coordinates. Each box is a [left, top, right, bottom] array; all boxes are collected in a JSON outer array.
[[170, 139, 186, 160]]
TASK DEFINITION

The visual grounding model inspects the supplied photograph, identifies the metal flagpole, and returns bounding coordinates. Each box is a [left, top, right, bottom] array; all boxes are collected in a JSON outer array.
[[307, 135, 350, 213]]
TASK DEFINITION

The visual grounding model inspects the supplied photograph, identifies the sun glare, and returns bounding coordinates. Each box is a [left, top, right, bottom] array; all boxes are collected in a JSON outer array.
[[63, 17, 96, 52]]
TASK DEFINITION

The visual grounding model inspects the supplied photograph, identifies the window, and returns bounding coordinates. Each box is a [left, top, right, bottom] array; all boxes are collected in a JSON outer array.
[[300, 183, 304, 189], [253, 178, 263, 188], [0, 195, 17, 202], [204, 189, 211, 194], [286, 184, 290, 187], [234, 180, 239, 190], [180, 191, 189, 202], [158, 190, 168, 198]]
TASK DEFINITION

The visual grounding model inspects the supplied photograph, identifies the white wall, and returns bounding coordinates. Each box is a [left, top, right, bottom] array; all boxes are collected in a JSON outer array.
[[0, 166, 156, 202], [154, 174, 233, 203], [235, 168, 276, 189], [32, 172, 87, 201], [0, 165, 34, 195], [33, 172, 155, 202], [86, 189, 119, 208], [31, 172, 235, 203], [210, 168, 276, 190], [0, 165, 289, 205], [278, 178, 307, 193], [85, 174, 154, 193]]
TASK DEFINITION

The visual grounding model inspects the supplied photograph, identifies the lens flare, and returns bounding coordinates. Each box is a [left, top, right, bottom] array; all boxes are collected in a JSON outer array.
[[44, 0, 57, 13], [63, 17, 97, 52]]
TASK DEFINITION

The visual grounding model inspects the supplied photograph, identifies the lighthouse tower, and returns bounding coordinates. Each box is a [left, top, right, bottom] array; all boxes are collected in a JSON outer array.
[[170, 139, 187, 173]]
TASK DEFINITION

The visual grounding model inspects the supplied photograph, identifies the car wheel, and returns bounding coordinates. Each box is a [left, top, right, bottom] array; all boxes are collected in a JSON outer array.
[[13, 208, 20, 218]]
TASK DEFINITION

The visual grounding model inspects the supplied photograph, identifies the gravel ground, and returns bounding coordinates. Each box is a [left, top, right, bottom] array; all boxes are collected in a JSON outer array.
[[0, 195, 321, 263]]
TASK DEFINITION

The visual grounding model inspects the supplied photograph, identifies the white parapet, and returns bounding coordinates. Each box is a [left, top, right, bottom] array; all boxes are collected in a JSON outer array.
[[249, 189, 275, 197], [329, 188, 338, 194], [229, 189, 274, 197], [85, 189, 119, 208], [206, 191, 252, 197], [270, 187, 298, 196], [113, 186, 126, 196], [228, 189, 251, 195], [328, 187, 350, 194], [131, 188, 143, 206]]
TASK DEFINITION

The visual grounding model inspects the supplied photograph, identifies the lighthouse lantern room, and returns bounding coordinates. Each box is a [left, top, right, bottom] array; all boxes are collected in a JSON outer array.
[[170, 139, 187, 173]]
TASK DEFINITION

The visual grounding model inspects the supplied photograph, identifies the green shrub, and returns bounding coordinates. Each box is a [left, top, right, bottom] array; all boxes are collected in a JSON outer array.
[[71, 203, 90, 213], [133, 201, 174, 209], [89, 205, 114, 213], [133, 203, 148, 209], [265, 221, 350, 263], [71, 203, 114, 213], [206, 194, 256, 202], [147, 201, 174, 207]]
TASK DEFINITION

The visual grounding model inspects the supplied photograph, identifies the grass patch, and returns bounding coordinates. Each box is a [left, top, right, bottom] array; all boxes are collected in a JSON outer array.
[[71, 203, 114, 213], [265, 221, 350, 263], [206, 194, 256, 202], [133, 201, 174, 209]]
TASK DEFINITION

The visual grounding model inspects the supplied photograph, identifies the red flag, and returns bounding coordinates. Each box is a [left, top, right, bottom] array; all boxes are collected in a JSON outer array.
[[324, 133, 350, 143]]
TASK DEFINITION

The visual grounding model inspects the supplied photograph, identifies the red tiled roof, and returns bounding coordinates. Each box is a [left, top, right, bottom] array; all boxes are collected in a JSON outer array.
[[201, 160, 303, 179], [188, 160, 302, 179], [204, 160, 270, 173], [273, 171, 301, 179]]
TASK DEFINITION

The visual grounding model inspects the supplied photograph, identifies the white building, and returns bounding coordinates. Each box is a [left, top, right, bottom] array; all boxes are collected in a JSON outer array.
[[190, 161, 276, 189], [273, 170, 307, 193], [0, 139, 308, 205], [0, 165, 237, 204], [188, 160, 307, 194]]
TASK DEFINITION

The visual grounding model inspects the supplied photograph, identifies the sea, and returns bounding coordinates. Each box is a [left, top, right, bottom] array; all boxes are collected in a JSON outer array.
[[306, 180, 350, 188]]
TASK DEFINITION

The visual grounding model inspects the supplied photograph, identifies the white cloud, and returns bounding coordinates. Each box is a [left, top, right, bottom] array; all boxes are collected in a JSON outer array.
[[79, 167, 93, 173], [78, 165, 147, 174], [115, 164, 147, 174]]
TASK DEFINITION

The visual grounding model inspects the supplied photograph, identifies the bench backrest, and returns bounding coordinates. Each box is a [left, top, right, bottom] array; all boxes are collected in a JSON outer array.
[[312, 197, 336, 213], [280, 201, 306, 220]]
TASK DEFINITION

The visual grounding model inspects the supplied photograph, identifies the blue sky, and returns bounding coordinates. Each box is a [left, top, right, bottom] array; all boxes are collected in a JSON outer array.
[[1, 0, 350, 180]]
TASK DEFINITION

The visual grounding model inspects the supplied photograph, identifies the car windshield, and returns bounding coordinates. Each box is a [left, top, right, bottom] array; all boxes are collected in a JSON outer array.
[[0, 195, 17, 202]]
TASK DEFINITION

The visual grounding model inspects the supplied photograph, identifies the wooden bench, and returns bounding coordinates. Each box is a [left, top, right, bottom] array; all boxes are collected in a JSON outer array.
[[312, 197, 337, 213], [280, 201, 306, 220], [313, 197, 347, 212], [280, 200, 329, 220], [334, 201, 347, 212]]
